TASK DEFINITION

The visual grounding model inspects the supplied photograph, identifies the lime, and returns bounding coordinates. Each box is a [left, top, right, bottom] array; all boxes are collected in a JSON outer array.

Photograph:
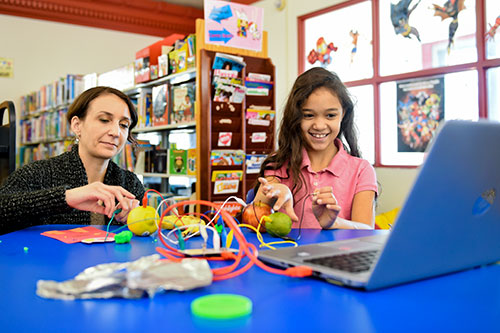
[[265, 212, 292, 237]]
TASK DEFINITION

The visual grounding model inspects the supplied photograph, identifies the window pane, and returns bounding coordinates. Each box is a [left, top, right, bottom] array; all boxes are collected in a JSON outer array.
[[348, 85, 375, 164], [304, 1, 373, 81], [486, 0, 500, 59], [380, 0, 477, 76], [487, 67, 500, 120], [380, 70, 478, 166]]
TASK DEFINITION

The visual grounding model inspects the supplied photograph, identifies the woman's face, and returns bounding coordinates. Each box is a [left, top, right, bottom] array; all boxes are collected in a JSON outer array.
[[72, 93, 131, 160], [300, 87, 344, 154]]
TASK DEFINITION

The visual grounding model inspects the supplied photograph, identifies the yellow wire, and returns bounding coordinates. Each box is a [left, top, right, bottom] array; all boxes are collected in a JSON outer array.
[[261, 240, 298, 248], [238, 216, 298, 250]]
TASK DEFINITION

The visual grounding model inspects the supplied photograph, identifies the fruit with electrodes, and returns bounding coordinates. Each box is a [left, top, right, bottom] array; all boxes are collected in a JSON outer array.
[[241, 201, 273, 232], [262, 212, 292, 237], [127, 206, 159, 236]]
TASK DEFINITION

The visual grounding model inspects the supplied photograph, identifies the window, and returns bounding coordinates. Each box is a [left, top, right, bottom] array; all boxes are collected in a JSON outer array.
[[487, 67, 500, 121], [299, 0, 500, 167], [349, 85, 375, 164], [303, 1, 373, 82]]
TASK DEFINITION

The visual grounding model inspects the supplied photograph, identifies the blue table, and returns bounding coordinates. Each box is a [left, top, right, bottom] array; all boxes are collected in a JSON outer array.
[[1, 225, 499, 332]]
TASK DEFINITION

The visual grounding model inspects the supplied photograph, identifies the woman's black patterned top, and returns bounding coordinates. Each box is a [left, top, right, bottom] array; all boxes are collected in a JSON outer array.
[[0, 145, 145, 234]]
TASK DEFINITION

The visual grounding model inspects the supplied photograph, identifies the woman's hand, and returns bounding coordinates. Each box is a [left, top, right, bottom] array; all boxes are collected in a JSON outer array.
[[114, 199, 140, 224], [65, 182, 136, 218], [312, 186, 341, 229], [257, 177, 299, 222]]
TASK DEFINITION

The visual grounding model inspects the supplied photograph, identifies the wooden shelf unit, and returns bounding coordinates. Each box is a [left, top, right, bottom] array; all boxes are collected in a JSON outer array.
[[195, 19, 275, 203]]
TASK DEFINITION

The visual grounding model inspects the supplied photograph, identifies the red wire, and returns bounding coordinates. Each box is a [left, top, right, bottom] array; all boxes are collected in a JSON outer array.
[[155, 199, 312, 279], [142, 189, 165, 208]]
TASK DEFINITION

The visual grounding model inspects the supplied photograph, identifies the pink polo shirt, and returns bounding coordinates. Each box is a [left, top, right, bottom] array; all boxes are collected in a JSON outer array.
[[264, 139, 378, 229]]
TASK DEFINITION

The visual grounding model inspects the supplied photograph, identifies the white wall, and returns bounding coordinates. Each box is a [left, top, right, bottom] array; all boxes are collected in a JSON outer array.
[[255, 0, 418, 214], [0, 14, 160, 111]]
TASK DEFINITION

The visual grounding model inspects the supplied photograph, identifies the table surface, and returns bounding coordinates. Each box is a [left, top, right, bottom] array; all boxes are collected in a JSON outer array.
[[1, 225, 499, 332]]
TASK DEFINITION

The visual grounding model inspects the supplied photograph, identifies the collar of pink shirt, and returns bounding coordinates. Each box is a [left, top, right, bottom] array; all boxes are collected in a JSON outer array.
[[300, 138, 348, 177]]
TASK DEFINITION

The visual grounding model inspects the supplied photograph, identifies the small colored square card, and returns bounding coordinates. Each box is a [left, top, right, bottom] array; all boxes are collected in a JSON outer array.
[[41, 226, 115, 244]]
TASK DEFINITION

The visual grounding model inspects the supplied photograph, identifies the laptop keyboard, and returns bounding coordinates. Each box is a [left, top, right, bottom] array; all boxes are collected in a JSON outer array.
[[303, 250, 380, 273]]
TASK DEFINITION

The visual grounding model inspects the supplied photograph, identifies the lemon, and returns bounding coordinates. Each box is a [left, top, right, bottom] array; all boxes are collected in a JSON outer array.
[[127, 206, 159, 236], [264, 212, 292, 237]]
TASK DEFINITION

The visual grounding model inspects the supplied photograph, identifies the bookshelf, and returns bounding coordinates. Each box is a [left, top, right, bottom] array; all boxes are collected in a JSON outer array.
[[126, 67, 197, 195], [18, 75, 82, 167], [195, 19, 275, 205]]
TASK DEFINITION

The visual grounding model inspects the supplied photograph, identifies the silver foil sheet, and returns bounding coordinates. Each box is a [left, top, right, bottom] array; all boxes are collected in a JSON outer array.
[[36, 254, 213, 300]]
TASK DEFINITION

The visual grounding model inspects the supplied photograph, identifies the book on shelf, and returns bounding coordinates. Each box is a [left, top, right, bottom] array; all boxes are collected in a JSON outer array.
[[154, 148, 168, 174], [168, 149, 188, 175], [246, 109, 275, 126], [112, 144, 135, 172], [246, 87, 269, 96], [213, 79, 245, 103], [135, 90, 153, 128], [210, 150, 245, 166], [170, 82, 196, 124], [245, 154, 267, 174], [152, 84, 169, 126], [19, 74, 84, 118], [247, 72, 271, 82], [168, 34, 196, 75], [20, 107, 71, 144], [244, 79, 273, 90], [211, 170, 243, 195], [213, 69, 238, 78], [187, 148, 196, 176], [19, 141, 72, 167], [212, 52, 246, 72]]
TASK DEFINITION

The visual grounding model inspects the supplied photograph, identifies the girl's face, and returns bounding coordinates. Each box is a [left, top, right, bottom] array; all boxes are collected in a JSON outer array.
[[300, 87, 344, 154], [72, 93, 131, 160]]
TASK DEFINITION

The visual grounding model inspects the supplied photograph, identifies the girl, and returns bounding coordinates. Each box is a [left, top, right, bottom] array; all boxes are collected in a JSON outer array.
[[0, 86, 145, 234], [252, 67, 378, 229]]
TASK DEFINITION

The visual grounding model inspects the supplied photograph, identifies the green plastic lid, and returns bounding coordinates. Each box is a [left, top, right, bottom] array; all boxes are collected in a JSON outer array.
[[191, 294, 252, 319]]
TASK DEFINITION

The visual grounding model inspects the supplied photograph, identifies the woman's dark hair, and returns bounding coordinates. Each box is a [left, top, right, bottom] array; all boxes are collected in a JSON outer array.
[[256, 67, 360, 199], [66, 86, 138, 145]]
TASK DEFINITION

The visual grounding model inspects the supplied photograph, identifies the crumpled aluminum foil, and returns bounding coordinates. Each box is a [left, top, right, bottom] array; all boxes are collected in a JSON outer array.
[[36, 254, 212, 300]]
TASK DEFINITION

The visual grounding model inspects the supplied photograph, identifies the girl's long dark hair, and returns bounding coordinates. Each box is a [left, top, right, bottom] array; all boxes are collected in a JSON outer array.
[[255, 67, 360, 201]]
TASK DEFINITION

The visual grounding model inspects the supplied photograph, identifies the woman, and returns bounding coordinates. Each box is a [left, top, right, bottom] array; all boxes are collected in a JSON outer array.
[[0, 86, 145, 234]]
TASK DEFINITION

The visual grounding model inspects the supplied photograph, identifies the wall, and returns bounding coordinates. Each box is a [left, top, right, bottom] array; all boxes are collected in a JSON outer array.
[[0, 14, 160, 110], [255, 0, 418, 214]]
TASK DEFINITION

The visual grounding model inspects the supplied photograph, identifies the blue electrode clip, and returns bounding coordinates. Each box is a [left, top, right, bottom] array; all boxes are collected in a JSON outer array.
[[216, 215, 228, 248]]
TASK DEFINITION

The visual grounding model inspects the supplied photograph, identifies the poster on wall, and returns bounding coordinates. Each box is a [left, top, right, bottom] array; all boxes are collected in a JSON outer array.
[[396, 76, 445, 152], [204, 0, 263, 52], [0, 57, 14, 78]]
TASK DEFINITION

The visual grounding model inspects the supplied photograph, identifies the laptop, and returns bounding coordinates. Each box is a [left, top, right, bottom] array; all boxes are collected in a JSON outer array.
[[258, 120, 500, 290]]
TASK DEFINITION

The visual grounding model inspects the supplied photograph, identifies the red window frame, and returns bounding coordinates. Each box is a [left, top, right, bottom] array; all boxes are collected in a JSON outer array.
[[298, 0, 500, 168]]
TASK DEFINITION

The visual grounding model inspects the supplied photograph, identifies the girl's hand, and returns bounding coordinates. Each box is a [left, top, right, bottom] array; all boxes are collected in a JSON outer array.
[[65, 182, 136, 218], [258, 177, 299, 222], [312, 186, 341, 229], [114, 199, 140, 224]]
